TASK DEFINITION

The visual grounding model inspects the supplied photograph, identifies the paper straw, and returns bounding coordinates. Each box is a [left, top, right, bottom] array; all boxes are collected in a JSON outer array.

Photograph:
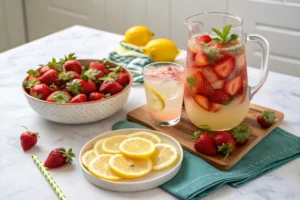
[[32, 155, 67, 200]]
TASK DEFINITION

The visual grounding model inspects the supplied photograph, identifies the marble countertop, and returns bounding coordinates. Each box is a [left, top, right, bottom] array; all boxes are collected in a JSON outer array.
[[0, 25, 299, 200]]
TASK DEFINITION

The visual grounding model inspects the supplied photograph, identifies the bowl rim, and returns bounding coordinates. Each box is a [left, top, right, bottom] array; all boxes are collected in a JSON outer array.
[[79, 128, 184, 185], [22, 59, 133, 105]]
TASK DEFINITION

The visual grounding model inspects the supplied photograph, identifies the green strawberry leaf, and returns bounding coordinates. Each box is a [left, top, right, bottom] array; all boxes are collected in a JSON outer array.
[[27, 69, 40, 77], [232, 125, 252, 142], [104, 93, 110, 98], [262, 111, 276, 123], [192, 131, 201, 141]]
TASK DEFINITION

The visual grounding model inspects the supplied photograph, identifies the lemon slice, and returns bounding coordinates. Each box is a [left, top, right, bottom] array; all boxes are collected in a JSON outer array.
[[93, 138, 107, 155], [129, 131, 161, 144], [151, 143, 178, 171], [145, 85, 165, 111], [88, 154, 122, 181], [109, 154, 152, 178], [119, 137, 155, 159], [81, 150, 97, 168], [102, 135, 128, 154]]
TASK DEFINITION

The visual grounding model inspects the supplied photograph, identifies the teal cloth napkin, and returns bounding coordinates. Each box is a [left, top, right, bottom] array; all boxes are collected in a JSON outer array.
[[112, 121, 300, 200]]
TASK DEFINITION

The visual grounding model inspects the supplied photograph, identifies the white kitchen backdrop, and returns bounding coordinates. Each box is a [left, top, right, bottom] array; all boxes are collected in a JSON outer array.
[[0, 0, 300, 77]]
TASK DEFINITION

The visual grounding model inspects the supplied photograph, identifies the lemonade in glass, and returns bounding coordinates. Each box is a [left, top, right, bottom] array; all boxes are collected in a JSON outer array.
[[143, 62, 184, 126]]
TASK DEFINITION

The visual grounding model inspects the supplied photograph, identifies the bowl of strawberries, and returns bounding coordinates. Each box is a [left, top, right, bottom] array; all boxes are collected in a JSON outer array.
[[22, 53, 132, 124]]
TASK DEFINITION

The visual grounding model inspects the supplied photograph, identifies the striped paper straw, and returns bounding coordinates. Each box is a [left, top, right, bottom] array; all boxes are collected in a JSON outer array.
[[32, 155, 67, 200]]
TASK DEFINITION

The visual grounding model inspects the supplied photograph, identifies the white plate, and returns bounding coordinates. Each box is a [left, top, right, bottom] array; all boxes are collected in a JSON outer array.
[[79, 128, 183, 192]]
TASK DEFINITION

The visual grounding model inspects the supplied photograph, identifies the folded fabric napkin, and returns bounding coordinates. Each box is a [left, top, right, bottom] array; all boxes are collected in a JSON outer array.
[[112, 121, 300, 200], [108, 41, 153, 84]]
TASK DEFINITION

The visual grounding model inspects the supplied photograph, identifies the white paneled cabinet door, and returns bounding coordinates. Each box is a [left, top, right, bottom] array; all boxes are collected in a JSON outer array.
[[228, 0, 300, 77]]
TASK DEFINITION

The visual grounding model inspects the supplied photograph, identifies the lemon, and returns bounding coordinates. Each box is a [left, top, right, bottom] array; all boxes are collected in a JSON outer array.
[[151, 144, 178, 171], [109, 154, 152, 178], [119, 137, 155, 159], [102, 135, 128, 154], [143, 38, 179, 62], [124, 26, 154, 46], [145, 85, 165, 111], [88, 154, 122, 181], [93, 138, 107, 155], [81, 150, 97, 168], [129, 131, 161, 144]]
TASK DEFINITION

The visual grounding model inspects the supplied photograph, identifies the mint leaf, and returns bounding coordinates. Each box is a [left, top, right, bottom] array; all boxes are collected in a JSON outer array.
[[212, 38, 222, 43], [222, 24, 232, 41], [211, 28, 223, 39], [222, 98, 233, 105], [186, 76, 195, 88]]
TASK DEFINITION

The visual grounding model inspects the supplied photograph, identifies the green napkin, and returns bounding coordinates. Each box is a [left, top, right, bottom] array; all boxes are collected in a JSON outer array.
[[112, 121, 300, 200]]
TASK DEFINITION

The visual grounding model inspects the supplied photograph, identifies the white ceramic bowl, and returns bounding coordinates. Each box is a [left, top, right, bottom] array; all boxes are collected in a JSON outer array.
[[79, 128, 183, 192], [22, 59, 132, 124]]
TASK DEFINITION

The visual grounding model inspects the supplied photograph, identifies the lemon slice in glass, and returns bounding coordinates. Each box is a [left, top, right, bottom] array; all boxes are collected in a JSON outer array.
[[88, 154, 122, 181], [102, 135, 128, 154], [109, 154, 152, 178], [145, 85, 165, 111], [129, 131, 161, 144], [119, 137, 155, 159], [151, 143, 178, 171], [81, 150, 97, 168], [93, 138, 107, 156]]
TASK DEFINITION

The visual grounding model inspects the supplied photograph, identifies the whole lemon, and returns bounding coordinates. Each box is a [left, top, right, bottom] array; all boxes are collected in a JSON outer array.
[[143, 38, 179, 62], [124, 26, 154, 46]]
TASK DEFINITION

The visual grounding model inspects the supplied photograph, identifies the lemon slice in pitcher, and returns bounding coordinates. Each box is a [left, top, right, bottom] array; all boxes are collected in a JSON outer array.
[[145, 85, 165, 111]]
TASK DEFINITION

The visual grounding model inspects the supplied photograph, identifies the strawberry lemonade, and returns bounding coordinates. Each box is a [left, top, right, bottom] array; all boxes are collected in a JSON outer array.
[[143, 62, 184, 126], [184, 25, 250, 130]]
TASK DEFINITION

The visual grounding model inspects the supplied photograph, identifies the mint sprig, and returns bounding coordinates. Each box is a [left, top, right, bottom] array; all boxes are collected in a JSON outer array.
[[212, 24, 238, 44]]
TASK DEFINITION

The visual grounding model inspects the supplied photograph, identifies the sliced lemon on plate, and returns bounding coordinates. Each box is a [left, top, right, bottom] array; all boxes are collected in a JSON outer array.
[[151, 143, 178, 171], [119, 137, 155, 159], [88, 154, 122, 181], [102, 135, 128, 154], [129, 131, 161, 144], [109, 154, 152, 178], [81, 150, 97, 168], [145, 85, 165, 111], [93, 138, 107, 155]]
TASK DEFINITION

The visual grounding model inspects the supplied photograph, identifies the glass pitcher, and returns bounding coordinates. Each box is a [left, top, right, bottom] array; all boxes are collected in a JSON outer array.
[[184, 12, 269, 131]]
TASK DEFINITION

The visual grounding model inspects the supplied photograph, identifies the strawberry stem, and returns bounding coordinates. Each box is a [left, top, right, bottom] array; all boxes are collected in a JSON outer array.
[[59, 148, 76, 164], [20, 125, 39, 137], [218, 143, 233, 160]]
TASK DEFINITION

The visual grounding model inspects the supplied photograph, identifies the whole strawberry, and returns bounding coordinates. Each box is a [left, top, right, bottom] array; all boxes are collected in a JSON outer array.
[[23, 79, 40, 92], [213, 132, 236, 159], [38, 69, 59, 85], [63, 60, 82, 74], [99, 74, 123, 95], [44, 148, 75, 169], [116, 72, 130, 86], [39, 65, 51, 75], [89, 62, 109, 74], [232, 125, 252, 146], [30, 83, 52, 100], [193, 131, 217, 156], [27, 69, 40, 81], [89, 92, 104, 101], [70, 94, 87, 103], [20, 126, 39, 151], [66, 79, 97, 95], [257, 111, 276, 128], [58, 71, 80, 82], [82, 69, 104, 81], [46, 91, 72, 103]]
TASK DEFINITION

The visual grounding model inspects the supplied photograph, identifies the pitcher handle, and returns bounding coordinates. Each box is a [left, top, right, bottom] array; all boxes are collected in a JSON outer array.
[[245, 34, 270, 99]]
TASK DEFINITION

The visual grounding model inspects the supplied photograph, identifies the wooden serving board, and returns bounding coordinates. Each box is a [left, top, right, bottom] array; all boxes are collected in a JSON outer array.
[[127, 104, 284, 171]]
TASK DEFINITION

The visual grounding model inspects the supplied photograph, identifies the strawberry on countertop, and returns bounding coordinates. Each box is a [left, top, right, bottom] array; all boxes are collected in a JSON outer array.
[[99, 74, 123, 95], [30, 83, 52, 100], [193, 131, 217, 156], [66, 79, 97, 95], [46, 91, 72, 103], [44, 148, 75, 169], [257, 111, 276, 128], [69, 94, 87, 103], [20, 126, 39, 151], [232, 125, 252, 145], [89, 92, 104, 101], [213, 131, 236, 159]]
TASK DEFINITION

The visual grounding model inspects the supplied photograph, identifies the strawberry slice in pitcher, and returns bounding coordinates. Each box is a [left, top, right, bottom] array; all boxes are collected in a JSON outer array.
[[201, 66, 219, 83], [213, 56, 235, 78], [224, 76, 243, 96], [193, 95, 212, 111], [211, 80, 224, 89], [194, 52, 210, 67]]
